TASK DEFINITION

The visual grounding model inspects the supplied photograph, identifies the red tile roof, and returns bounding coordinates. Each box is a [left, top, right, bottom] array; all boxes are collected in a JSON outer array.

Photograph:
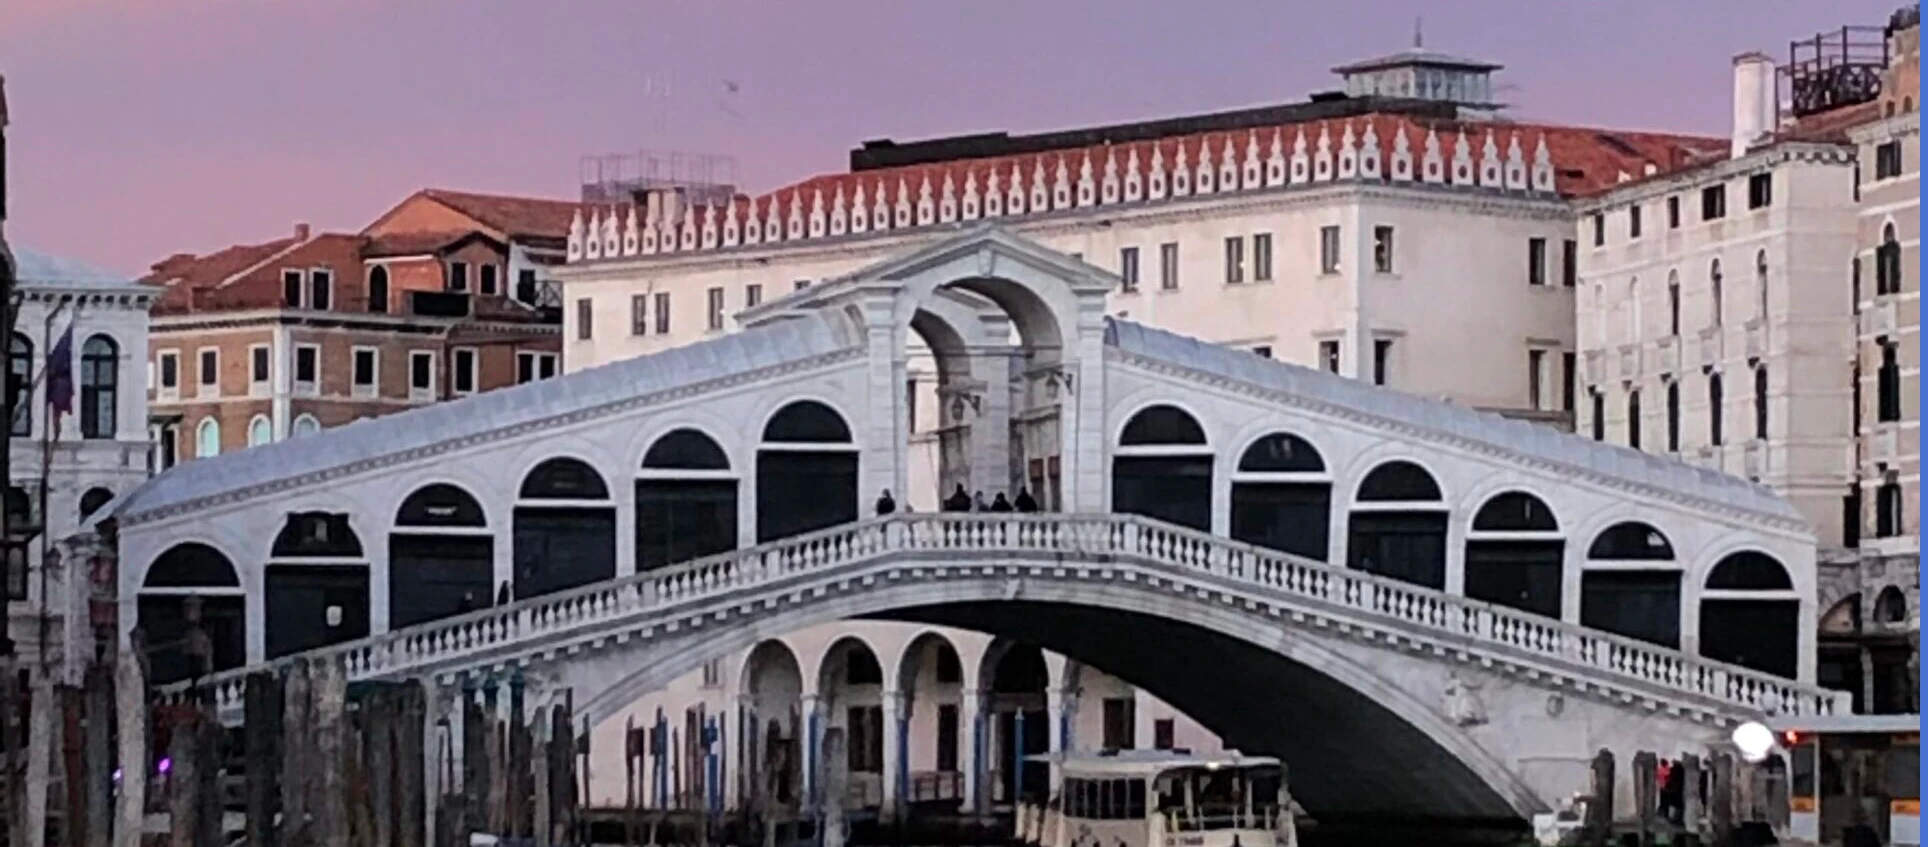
[[418, 189, 579, 241], [145, 233, 362, 314], [362, 231, 470, 258], [1775, 101, 1885, 143]]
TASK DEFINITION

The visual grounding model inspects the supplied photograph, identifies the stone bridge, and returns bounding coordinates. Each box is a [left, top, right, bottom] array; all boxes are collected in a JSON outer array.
[[105, 226, 1844, 821]]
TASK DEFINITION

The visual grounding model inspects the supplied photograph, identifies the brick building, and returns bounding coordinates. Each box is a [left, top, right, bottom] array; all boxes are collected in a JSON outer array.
[[143, 189, 571, 465]]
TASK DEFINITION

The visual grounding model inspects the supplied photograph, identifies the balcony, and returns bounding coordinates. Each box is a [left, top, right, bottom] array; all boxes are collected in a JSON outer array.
[[1862, 298, 1898, 338], [1697, 326, 1725, 370], [410, 291, 473, 319], [1617, 344, 1642, 381], [1583, 350, 1606, 386], [1743, 319, 1767, 362], [1654, 336, 1682, 376]]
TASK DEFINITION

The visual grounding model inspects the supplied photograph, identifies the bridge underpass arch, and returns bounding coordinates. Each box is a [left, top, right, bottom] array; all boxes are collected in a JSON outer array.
[[571, 579, 1541, 822]]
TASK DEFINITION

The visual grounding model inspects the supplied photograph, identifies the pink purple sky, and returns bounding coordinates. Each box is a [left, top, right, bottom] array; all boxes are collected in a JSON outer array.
[[2, 0, 1906, 275]]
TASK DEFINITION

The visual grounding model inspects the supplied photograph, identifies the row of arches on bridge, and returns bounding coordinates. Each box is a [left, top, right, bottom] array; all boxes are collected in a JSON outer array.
[[131, 399, 1797, 684], [1110, 404, 1801, 679], [133, 400, 862, 684]]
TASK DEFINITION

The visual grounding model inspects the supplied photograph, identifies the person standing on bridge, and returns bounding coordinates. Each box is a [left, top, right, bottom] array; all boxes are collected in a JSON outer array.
[[1014, 488, 1039, 512], [875, 489, 896, 515], [943, 484, 971, 512], [990, 492, 1013, 512]]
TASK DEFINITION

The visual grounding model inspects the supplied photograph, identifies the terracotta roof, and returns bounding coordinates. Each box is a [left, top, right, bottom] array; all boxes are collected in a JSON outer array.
[[419, 189, 578, 240], [1775, 101, 1885, 143], [143, 237, 299, 289], [362, 231, 469, 258], [144, 232, 363, 314]]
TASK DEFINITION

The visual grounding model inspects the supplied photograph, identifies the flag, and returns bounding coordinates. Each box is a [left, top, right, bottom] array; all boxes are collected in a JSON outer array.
[[45, 319, 73, 424]]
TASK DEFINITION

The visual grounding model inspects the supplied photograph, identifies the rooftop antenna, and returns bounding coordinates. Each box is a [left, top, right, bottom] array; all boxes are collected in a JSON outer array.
[[1413, 17, 1424, 50]]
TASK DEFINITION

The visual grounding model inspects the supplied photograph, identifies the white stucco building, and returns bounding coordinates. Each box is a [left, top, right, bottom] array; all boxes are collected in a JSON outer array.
[[2, 247, 158, 681]]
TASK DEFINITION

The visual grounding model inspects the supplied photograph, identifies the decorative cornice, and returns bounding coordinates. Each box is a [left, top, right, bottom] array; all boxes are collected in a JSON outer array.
[[1579, 142, 1857, 212], [120, 346, 867, 527], [1107, 348, 1810, 534]]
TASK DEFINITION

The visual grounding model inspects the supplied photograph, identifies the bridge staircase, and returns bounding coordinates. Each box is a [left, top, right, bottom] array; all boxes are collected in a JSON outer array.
[[161, 514, 1848, 725]]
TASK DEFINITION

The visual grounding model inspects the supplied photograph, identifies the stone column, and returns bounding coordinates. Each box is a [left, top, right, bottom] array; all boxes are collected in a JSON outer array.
[[959, 687, 987, 815], [880, 690, 907, 818], [860, 299, 909, 509], [1047, 688, 1077, 792], [800, 693, 825, 810]]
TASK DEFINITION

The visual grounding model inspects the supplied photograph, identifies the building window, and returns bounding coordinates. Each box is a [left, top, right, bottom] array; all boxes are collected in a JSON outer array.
[[745, 283, 762, 308], [1372, 338, 1393, 386], [1876, 140, 1903, 180], [1159, 242, 1179, 290], [1709, 259, 1724, 327], [1665, 381, 1681, 452], [1528, 238, 1548, 286], [1629, 205, 1643, 239], [516, 269, 539, 304], [1876, 478, 1904, 538], [291, 414, 320, 437], [1252, 233, 1273, 282], [1666, 195, 1681, 229], [1755, 250, 1770, 321], [1667, 272, 1681, 336], [1101, 697, 1136, 750], [1878, 339, 1901, 422], [630, 294, 648, 336], [1747, 172, 1773, 209], [197, 349, 218, 397], [248, 344, 270, 395], [282, 270, 302, 308], [1708, 373, 1724, 446], [1223, 236, 1245, 284], [1251, 345, 1272, 359], [294, 345, 319, 394], [452, 348, 477, 394], [794, 279, 810, 291], [155, 348, 177, 402], [1119, 246, 1140, 292], [653, 292, 671, 335], [448, 261, 469, 292], [575, 298, 593, 340], [409, 351, 435, 400], [516, 351, 558, 385], [479, 264, 498, 296], [1561, 239, 1577, 287], [1372, 226, 1395, 273], [1591, 213, 1605, 246], [1527, 349, 1546, 410], [1876, 223, 1903, 295], [1319, 226, 1342, 274], [309, 269, 332, 311], [79, 335, 117, 440], [367, 266, 389, 313], [1626, 390, 1641, 449], [351, 347, 378, 397], [1700, 184, 1726, 221], [1752, 366, 1768, 440], [1153, 718, 1176, 751], [1590, 389, 1605, 441], [1318, 340, 1341, 374], [706, 286, 725, 330], [1562, 351, 1576, 413], [195, 418, 220, 458], [247, 415, 272, 448]]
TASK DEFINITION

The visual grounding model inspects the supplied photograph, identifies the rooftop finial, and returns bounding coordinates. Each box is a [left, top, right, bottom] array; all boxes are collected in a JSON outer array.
[[1413, 17, 1424, 49]]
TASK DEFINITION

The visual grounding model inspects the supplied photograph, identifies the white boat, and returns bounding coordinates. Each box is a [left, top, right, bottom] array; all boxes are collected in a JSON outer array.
[[1014, 749, 1305, 847]]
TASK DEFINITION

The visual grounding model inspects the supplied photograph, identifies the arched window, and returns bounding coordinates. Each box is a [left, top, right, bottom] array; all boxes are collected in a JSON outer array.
[[1755, 249, 1769, 321], [270, 512, 363, 558], [1753, 366, 1769, 440], [137, 543, 246, 684], [195, 418, 221, 458], [292, 414, 321, 437], [79, 335, 118, 439], [367, 266, 390, 314], [1700, 551, 1798, 678], [638, 429, 738, 570], [1665, 380, 1681, 452], [78, 487, 114, 523], [1666, 271, 1681, 336], [757, 400, 859, 543], [265, 512, 370, 658], [518, 457, 610, 500], [8, 333, 30, 438], [1709, 258, 1724, 327], [1465, 491, 1563, 618], [516, 458, 617, 599], [1626, 389, 1641, 450], [390, 483, 492, 629], [247, 415, 273, 448], [1708, 373, 1725, 446], [1581, 521, 1680, 648], [1877, 223, 1902, 296], [1348, 461, 1447, 589], [1876, 477, 1904, 538], [1113, 405, 1213, 532], [1230, 433, 1330, 561], [1874, 586, 1909, 625]]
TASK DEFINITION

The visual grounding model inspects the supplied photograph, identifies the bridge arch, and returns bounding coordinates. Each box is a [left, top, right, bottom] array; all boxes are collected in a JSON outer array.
[[1227, 431, 1332, 562], [572, 577, 1539, 820], [1463, 491, 1564, 619], [1697, 549, 1800, 679], [1112, 402, 1214, 532], [756, 398, 861, 543], [137, 541, 247, 685], [1347, 459, 1449, 590], [264, 510, 370, 659], [513, 455, 617, 602], [388, 481, 494, 630], [1579, 520, 1682, 650]]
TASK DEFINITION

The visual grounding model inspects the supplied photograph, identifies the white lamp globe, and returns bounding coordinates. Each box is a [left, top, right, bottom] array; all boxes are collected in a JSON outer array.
[[1731, 721, 1775, 763]]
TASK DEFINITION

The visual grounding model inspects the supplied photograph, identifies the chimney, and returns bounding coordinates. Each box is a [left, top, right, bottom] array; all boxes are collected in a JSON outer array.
[[293, 222, 311, 241], [1731, 52, 1779, 158]]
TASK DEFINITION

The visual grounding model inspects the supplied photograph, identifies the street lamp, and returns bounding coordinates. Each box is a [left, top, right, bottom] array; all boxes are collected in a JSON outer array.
[[1731, 721, 1776, 764]]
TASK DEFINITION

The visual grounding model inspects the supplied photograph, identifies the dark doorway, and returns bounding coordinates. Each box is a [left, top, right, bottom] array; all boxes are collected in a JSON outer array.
[[756, 452, 858, 542], [989, 644, 1050, 805], [1464, 492, 1563, 617], [1347, 461, 1447, 590], [1700, 600, 1799, 678], [639, 428, 739, 569], [1229, 433, 1330, 561], [389, 483, 493, 629], [137, 542, 247, 685], [513, 508, 618, 599], [264, 565, 371, 658], [1112, 405, 1213, 532], [1580, 570, 1682, 648]]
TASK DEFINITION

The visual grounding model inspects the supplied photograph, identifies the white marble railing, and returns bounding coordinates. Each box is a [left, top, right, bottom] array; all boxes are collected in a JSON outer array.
[[161, 513, 1846, 720]]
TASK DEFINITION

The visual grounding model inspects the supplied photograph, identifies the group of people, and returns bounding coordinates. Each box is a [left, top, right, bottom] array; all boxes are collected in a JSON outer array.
[[874, 484, 1042, 516]]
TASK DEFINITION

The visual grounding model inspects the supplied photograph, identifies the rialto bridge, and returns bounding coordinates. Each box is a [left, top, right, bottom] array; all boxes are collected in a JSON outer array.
[[101, 227, 1841, 822]]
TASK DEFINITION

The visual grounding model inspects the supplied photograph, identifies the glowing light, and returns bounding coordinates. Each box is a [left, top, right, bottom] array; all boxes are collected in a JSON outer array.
[[156, 757, 173, 775], [1732, 722, 1775, 763]]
